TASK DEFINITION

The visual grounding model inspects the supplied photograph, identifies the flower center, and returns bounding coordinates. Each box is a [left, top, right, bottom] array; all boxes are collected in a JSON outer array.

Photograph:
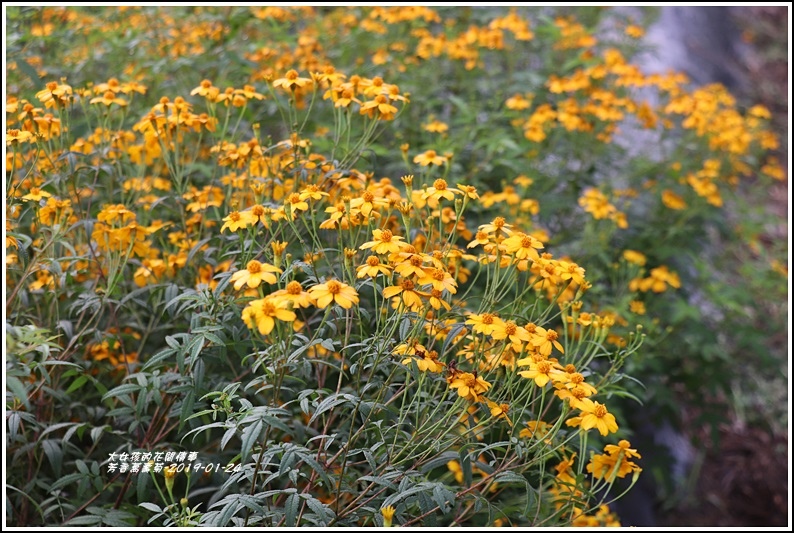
[[326, 280, 341, 294], [252, 205, 265, 217], [433, 179, 448, 191], [229, 211, 241, 221], [379, 229, 393, 242], [363, 191, 375, 202], [521, 236, 533, 248], [481, 313, 495, 325], [247, 260, 262, 273], [286, 281, 302, 295], [286, 69, 299, 80], [425, 149, 437, 158], [400, 279, 415, 290], [366, 256, 380, 267], [537, 361, 550, 374], [505, 322, 517, 335], [493, 217, 506, 229]]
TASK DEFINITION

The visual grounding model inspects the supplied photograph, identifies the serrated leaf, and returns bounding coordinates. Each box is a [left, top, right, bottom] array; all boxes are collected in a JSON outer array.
[[240, 419, 263, 462], [284, 493, 299, 526], [308, 393, 350, 424]]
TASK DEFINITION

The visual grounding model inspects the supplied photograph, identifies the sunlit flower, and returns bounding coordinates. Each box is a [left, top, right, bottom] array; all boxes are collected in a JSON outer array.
[[502, 232, 543, 261], [220, 210, 254, 232], [566, 398, 619, 436], [360, 229, 408, 255], [517, 359, 565, 387], [356, 255, 392, 278], [242, 297, 297, 335], [466, 312, 504, 336], [310, 279, 359, 309], [271, 280, 315, 308], [230, 260, 282, 290], [382, 277, 425, 309]]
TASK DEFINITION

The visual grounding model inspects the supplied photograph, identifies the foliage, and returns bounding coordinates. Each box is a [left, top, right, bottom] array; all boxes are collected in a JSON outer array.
[[4, 6, 786, 527]]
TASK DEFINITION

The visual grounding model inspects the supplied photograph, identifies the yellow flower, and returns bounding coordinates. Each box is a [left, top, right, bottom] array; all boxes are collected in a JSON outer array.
[[89, 90, 127, 107], [230, 260, 282, 290], [486, 399, 512, 426], [190, 79, 218, 97], [622, 249, 646, 266], [422, 178, 459, 204], [661, 189, 687, 210], [272, 69, 312, 91], [6, 128, 34, 145], [242, 297, 297, 336], [220, 210, 255, 232], [529, 325, 564, 355], [447, 371, 491, 402], [423, 119, 448, 133], [413, 149, 447, 166], [356, 255, 392, 278], [519, 420, 551, 441], [566, 398, 618, 436], [478, 216, 513, 237], [271, 280, 315, 308], [517, 359, 565, 387], [163, 464, 178, 493], [490, 320, 530, 347], [465, 312, 504, 336], [21, 187, 52, 202], [417, 267, 457, 294], [359, 94, 398, 120], [402, 348, 445, 373], [309, 280, 359, 309], [502, 232, 543, 261], [381, 505, 395, 527], [360, 229, 408, 255], [382, 278, 425, 310]]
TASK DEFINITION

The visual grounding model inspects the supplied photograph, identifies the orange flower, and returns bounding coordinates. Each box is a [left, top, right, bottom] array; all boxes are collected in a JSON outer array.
[[272, 69, 312, 91]]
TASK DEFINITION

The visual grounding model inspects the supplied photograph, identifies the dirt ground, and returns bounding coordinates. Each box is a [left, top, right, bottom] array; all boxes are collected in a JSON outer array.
[[656, 6, 789, 528]]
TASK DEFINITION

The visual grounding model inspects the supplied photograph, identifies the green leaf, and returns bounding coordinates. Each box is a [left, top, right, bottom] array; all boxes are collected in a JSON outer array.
[[6, 376, 31, 410], [284, 492, 299, 526], [40, 439, 63, 477], [308, 393, 352, 424], [240, 419, 263, 462], [66, 375, 88, 394]]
